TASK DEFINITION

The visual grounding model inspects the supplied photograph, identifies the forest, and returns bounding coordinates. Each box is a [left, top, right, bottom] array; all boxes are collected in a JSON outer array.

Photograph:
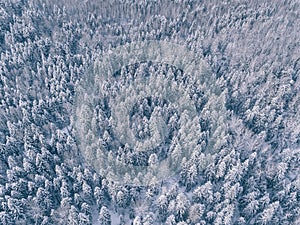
[[0, 0, 299, 224]]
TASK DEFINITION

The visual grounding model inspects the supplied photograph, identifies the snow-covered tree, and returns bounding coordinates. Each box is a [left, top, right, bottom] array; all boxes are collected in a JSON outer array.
[[98, 206, 111, 225]]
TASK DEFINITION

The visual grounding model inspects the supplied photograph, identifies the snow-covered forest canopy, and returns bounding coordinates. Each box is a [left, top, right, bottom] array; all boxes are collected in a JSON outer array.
[[0, 0, 299, 224]]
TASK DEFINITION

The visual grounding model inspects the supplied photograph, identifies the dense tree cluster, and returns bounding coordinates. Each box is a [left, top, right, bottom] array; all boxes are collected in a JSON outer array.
[[0, 0, 299, 224]]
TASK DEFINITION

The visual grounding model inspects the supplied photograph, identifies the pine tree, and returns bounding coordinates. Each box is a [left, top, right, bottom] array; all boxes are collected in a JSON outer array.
[[257, 201, 279, 225], [68, 205, 79, 225], [133, 215, 142, 225], [189, 204, 204, 224], [175, 193, 190, 221], [82, 181, 93, 204], [99, 206, 111, 225], [165, 215, 176, 225], [143, 213, 154, 225], [193, 181, 213, 204], [78, 212, 91, 225], [157, 194, 168, 215]]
